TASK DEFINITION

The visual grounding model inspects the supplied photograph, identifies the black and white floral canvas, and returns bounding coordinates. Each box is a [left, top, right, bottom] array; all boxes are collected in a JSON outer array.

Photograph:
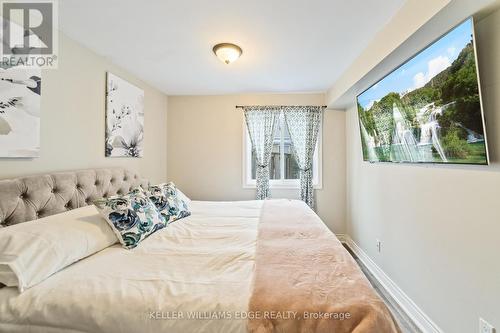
[[0, 67, 41, 158], [105, 72, 144, 157]]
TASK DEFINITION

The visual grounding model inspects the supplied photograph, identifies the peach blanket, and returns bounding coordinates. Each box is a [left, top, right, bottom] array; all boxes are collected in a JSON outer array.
[[248, 199, 400, 333]]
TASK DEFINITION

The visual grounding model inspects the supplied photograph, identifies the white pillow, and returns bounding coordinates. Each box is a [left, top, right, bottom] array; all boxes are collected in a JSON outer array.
[[0, 205, 117, 292]]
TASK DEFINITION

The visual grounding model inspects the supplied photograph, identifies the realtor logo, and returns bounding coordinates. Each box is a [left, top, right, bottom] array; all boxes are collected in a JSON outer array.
[[0, 0, 58, 68]]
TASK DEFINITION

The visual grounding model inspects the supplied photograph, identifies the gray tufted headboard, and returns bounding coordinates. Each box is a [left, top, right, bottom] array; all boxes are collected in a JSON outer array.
[[0, 168, 149, 227]]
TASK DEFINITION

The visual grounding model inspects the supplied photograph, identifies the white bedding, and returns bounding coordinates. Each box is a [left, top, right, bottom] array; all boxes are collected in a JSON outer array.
[[0, 200, 263, 333]]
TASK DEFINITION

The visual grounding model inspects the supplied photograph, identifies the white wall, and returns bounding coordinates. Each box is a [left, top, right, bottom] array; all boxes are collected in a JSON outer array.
[[167, 94, 346, 233], [326, 0, 450, 108], [0, 33, 169, 183], [345, 9, 500, 333]]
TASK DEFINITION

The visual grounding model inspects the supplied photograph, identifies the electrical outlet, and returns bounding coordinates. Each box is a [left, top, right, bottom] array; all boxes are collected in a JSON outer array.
[[376, 239, 381, 253], [479, 318, 495, 333]]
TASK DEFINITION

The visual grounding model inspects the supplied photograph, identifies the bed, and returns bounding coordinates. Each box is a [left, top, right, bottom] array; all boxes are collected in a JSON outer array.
[[0, 168, 400, 333]]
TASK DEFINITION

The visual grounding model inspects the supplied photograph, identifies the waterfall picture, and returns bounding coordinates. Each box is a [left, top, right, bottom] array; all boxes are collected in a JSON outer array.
[[105, 72, 144, 157], [357, 18, 488, 165]]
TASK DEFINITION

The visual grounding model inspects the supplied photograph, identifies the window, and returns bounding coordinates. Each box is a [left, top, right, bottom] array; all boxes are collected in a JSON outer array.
[[243, 111, 321, 189]]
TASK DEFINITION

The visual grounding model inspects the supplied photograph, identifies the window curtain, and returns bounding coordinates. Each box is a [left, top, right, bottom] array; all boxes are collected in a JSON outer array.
[[283, 106, 324, 208], [243, 106, 279, 200]]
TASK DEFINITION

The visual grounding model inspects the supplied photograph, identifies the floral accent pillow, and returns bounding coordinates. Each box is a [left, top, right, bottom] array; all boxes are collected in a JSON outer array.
[[146, 182, 191, 224], [94, 190, 166, 249]]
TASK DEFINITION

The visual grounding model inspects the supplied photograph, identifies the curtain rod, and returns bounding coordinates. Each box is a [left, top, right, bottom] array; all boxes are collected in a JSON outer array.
[[235, 105, 327, 108]]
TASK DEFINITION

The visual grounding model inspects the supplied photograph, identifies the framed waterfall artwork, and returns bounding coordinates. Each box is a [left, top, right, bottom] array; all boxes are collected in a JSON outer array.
[[0, 67, 41, 158], [105, 72, 144, 157], [356, 18, 488, 165]]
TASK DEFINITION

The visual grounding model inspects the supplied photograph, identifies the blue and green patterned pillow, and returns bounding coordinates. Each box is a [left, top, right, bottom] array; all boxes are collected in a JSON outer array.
[[94, 190, 166, 249], [146, 182, 191, 224]]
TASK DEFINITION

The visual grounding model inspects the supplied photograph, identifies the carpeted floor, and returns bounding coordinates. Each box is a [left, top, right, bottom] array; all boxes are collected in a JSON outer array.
[[343, 244, 423, 333]]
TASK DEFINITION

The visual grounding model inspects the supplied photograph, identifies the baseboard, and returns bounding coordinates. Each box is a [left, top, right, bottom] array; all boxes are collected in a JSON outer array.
[[335, 233, 348, 243], [339, 235, 443, 333]]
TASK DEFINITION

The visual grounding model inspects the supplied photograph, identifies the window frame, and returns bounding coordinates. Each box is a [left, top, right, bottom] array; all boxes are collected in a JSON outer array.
[[242, 111, 322, 189]]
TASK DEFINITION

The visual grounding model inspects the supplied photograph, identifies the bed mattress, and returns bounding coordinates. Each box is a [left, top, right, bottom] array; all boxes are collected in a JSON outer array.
[[0, 199, 399, 333]]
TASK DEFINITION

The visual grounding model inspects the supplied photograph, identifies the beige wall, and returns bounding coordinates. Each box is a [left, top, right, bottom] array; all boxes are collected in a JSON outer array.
[[167, 94, 346, 233], [0, 33, 168, 183], [344, 9, 500, 333]]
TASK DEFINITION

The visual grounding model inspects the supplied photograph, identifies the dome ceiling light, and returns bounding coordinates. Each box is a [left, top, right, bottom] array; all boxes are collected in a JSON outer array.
[[212, 43, 243, 64]]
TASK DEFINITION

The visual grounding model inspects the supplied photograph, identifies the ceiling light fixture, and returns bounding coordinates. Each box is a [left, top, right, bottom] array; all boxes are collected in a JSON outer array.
[[212, 43, 242, 64]]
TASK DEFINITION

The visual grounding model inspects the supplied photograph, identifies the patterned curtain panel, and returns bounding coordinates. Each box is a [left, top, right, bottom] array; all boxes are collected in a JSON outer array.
[[283, 106, 324, 208], [244, 107, 279, 200]]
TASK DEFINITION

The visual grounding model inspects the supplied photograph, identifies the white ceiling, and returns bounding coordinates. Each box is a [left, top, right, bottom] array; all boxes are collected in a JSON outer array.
[[59, 0, 405, 95]]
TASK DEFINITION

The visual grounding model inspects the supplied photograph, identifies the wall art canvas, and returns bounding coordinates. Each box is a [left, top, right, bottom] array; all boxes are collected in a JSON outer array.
[[106, 72, 144, 157], [0, 67, 41, 158], [357, 18, 488, 165]]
